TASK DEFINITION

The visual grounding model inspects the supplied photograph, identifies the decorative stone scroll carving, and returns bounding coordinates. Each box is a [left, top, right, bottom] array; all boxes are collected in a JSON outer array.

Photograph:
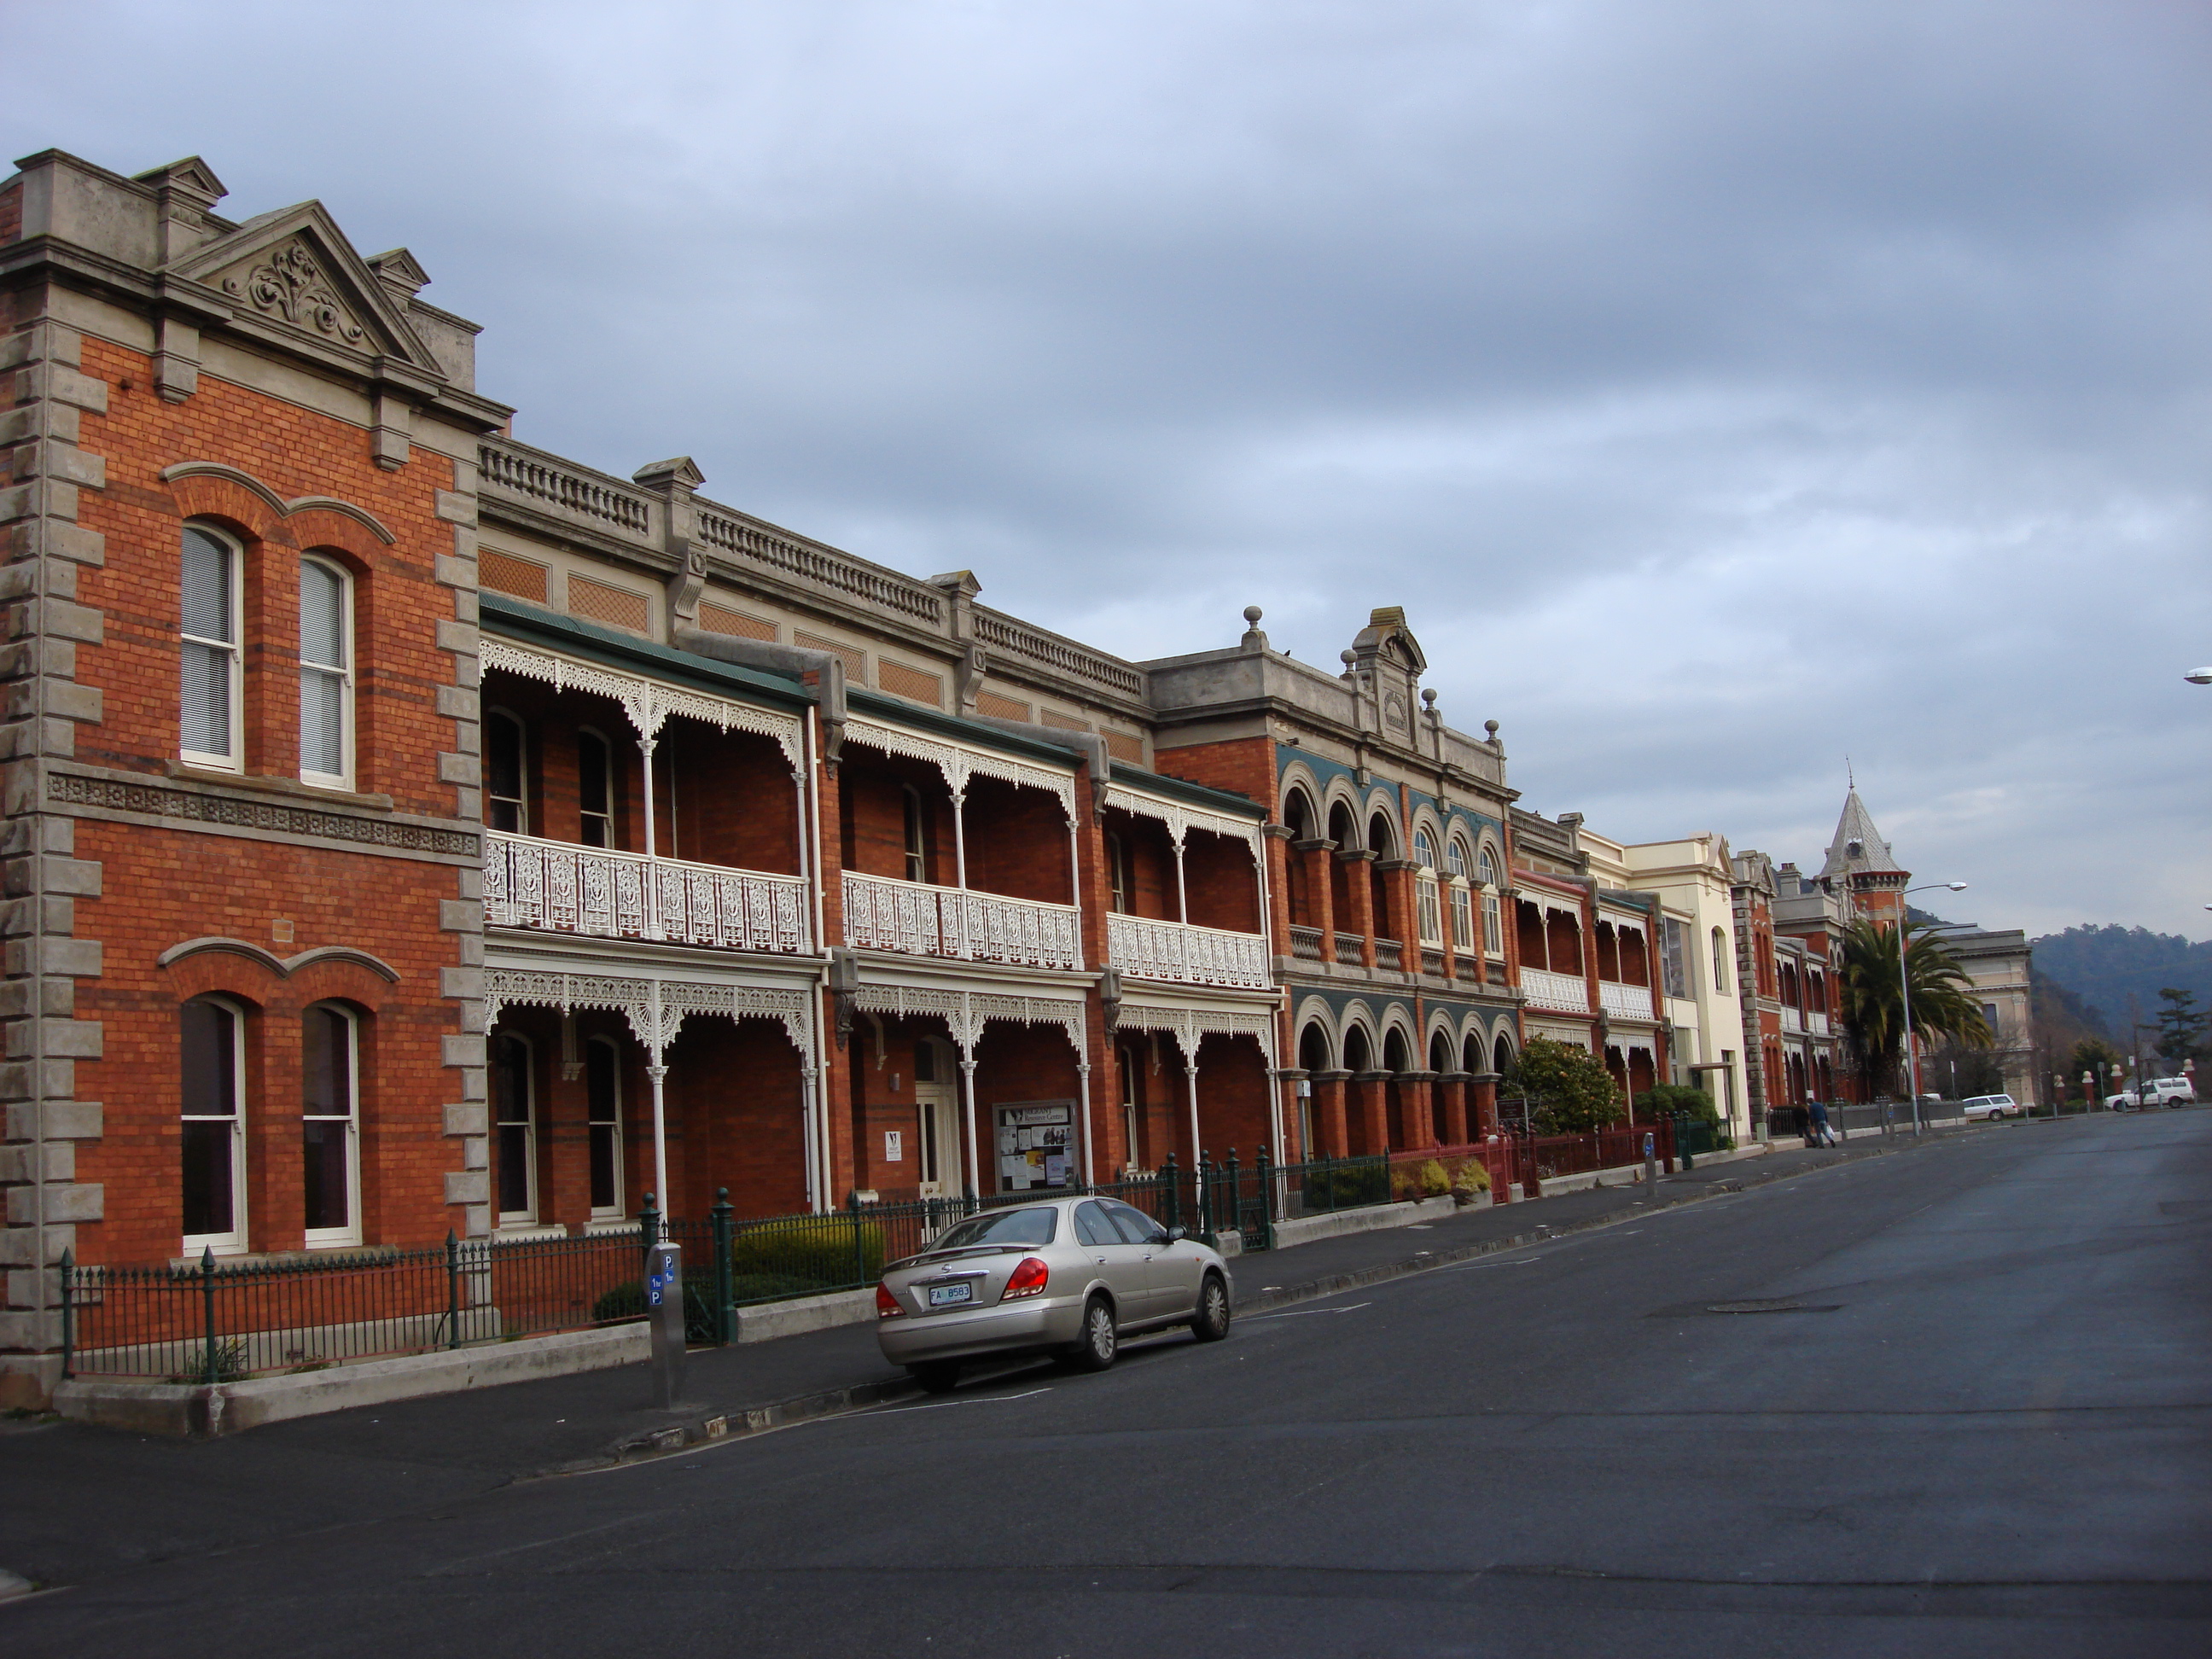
[[480, 638, 803, 773], [483, 967, 812, 1057], [223, 242, 367, 344], [842, 715, 1076, 822], [849, 983, 1087, 1062]]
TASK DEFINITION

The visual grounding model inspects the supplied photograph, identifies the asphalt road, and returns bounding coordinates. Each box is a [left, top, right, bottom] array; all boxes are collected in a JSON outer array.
[[6, 1110, 2208, 1657]]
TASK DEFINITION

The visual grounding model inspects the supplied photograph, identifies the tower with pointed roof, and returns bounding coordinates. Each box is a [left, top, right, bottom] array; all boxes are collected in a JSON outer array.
[[1818, 788, 1911, 925]]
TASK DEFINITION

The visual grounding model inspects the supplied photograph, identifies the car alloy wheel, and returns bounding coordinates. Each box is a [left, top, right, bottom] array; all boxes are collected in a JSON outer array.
[[1190, 1274, 1231, 1342], [1073, 1295, 1118, 1371]]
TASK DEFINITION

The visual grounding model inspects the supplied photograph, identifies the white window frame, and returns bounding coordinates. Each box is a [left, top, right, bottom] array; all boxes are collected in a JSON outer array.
[[492, 1031, 538, 1228], [300, 1002, 362, 1249], [179, 523, 244, 772], [1449, 881, 1475, 952], [1106, 832, 1132, 914], [1713, 927, 1730, 989], [1478, 845, 1505, 958], [181, 996, 248, 1255], [901, 785, 928, 884], [585, 1034, 625, 1220], [486, 709, 529, 835], [297, 555, 354, 790]]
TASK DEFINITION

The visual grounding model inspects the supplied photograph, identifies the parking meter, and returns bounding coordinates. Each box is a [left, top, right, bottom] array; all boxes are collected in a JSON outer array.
[[1642, 1131, 1657, 1192], [646, 1240, 685, 1408]]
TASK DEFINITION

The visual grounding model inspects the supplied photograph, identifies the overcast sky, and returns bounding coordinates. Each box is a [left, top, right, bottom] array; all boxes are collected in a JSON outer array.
[[13, 2, 2209, 939]]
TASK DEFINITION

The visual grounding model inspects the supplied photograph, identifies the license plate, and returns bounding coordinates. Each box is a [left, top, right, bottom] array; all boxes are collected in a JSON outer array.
[[928, 1282, 973, 1308]]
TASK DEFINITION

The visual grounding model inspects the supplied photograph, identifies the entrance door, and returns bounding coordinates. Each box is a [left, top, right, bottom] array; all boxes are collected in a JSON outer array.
[[914, 1039, 963, 1199]]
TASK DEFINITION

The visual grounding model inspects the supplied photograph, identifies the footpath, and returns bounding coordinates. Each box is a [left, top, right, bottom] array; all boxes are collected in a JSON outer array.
[[0, 1123, 1988, 1597]]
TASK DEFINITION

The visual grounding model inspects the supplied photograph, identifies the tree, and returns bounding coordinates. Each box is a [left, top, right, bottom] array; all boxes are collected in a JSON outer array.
[[1837, 919, 1993, 1097], [2064, 1037, 2122, 1091], [2152, 987, 2207, 1070], [1502, 1037, 1625, 1134]]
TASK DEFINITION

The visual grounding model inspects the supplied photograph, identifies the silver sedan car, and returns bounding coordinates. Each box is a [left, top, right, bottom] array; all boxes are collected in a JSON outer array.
[[875, 1194, 1232, 1392]]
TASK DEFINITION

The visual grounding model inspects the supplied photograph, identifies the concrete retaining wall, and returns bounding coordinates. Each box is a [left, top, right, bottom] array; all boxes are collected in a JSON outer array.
[[53, 1323, 648, 1438]]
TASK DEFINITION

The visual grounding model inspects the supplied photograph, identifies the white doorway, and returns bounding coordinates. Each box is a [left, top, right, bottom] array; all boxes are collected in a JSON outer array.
[[913, 1038, 963, 1198]]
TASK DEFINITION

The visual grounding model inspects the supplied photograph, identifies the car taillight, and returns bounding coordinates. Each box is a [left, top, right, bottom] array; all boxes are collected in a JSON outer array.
[[875, 1282, 905, 1318], [1000, 1257, 1050, 1301]]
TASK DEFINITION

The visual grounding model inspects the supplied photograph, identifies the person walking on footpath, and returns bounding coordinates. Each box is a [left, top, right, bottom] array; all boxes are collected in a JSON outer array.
[[1807, 1097, 1837, 1148]]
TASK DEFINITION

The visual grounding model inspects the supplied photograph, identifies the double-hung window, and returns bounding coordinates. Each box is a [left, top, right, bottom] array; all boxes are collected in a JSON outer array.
[[1478, 847, 1505, 958], [298, 557, 353, 788], [486, 713, 528, 834], [180, 526, 242, 770], [901, 786, 928, 883], [302, 1004, 361, 1247], [1412, 830, 1442, 946], [1446, 838, 1475, 952], [578, 730, 614, 847], [181, 998, 247, 1252], [585, 1036, 623, 1218], [492, 1033, 537, 1225]]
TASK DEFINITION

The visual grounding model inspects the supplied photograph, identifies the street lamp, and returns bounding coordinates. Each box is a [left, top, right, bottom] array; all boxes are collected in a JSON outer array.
[[1898, 882, 1969, 1136], [2186, 667, 2212, 685]]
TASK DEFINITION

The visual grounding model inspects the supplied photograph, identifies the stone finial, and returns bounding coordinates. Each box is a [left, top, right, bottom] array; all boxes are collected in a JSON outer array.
[[368, 248, 432, 301], [1340, 649, 1359, 681], [1240, 605, 1267, 649], [1421, 687, 1438, 710], [1484, 719, 1500, 742]]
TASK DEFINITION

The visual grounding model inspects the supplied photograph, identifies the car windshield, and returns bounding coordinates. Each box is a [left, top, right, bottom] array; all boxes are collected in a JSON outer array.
[[927, 1207, 1058, 1252]]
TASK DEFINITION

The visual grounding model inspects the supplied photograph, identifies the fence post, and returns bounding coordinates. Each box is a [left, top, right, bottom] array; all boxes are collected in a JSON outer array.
[[847, 1190, 866, 1291], [1223, 1148, 1241, 1246], [199, 1245, 218, 1386], [1679, 1113, 1696, 1171], [57, 1246, 72, 1380], [445, 1230, 462, 1351], [1161, 1152, 1180, 1231], [711, 1188, 735, 1347], [1197, 1151, 1216, 1243], [1254, 1144, 1274, 1248]]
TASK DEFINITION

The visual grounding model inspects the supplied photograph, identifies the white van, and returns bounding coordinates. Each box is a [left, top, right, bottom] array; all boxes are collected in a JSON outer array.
[[1960, 1094, 2018, 1121], [2109, 1078, 2196, 1109]]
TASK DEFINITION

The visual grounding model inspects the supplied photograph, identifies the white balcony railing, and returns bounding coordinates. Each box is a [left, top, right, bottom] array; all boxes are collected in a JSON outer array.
[[1520, 967, 1592, 1014], [1107, 914, 1272, 990], [1807, 1010, 1831, 1037], [843, 872, 1083, 971], [1782, 1006, 1804, 1034], [1599, 980, 1655, 1022], [485, 830, 812, 953]]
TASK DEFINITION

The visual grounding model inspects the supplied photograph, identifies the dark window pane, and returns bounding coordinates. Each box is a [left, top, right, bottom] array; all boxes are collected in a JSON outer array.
[[303, 1119, 349, 1232], [579, 731, 609, 816], [589, 1125, 618, 1213], [486, 717, 523, 800], [913, 1043, 935, 1085], [182, 1120, 234, 1237], [494, 1036, 531, 1126], [585, 1041, 617, 1123], [586, 1041, 619, 1210], [303, 1008, 350, 1115], [498, 1124, 532, 1215], [1105, 1202, 1161, 1245], [1073, 1202, 1117, 1247], [181, 1000, 236, 1120]]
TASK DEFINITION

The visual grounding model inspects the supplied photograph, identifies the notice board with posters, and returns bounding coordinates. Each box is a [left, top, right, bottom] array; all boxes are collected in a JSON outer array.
[[993, 1100, 1079, 1192]]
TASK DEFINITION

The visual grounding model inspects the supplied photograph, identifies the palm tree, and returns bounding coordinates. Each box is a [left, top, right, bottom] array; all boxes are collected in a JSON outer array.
[[1838, 918, 1992, 1097]]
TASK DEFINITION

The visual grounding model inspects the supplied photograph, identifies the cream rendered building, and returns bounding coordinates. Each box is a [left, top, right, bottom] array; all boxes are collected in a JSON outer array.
[[1586, 832, 1753, 1140]]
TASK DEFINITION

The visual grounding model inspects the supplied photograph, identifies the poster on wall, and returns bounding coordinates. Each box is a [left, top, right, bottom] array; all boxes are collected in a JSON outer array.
[[993, 1101, 1078, 1191]]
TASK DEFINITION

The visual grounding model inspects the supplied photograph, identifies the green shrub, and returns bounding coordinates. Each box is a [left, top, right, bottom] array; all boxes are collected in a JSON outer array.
[[1302, 1160, 1388, 1212], [1635, 1084, 1720, 1123], [1452, 1160, 1492, 1195], [1417, 1158, 1451, 1197], [730, 1215, 885, 1289]]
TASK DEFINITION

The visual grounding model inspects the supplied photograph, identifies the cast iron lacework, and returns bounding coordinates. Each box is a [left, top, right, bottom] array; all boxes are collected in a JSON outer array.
[[481, 969, 812, 1056], [1112, 1004, 1278, 1068], [841, 716, 1077, 820], [847, 983, 1088, 1060], [479, 639, 803, 772], [1098, 785, 1262, 853]]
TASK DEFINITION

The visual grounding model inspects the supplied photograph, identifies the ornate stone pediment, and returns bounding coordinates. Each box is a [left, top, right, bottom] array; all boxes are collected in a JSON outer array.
[[172, 202, 442, 375]]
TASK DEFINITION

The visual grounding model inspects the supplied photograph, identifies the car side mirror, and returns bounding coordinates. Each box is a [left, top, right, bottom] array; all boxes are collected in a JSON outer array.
[[1162, 1225, 1186, 1245]]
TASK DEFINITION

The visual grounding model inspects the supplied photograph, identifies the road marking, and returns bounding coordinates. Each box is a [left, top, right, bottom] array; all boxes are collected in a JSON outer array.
[[1445, 1257, 1545, 1272], [1247, 1301, 1373, 1321], [875, 1387, 1053, 1416]]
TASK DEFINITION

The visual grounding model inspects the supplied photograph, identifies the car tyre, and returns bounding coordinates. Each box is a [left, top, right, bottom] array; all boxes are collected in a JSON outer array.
[[1190, 1272, 1231, 1342], [1070, 1295, 1118, 1372], [910, 1360, 961, 1395]]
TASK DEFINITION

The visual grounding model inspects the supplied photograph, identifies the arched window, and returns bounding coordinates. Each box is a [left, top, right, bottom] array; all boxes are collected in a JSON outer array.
[[1412, 829, 1442, 946], [486, 712, 528, 834], [181, 997, 247, 1252], [1446, 836, 1475, 952], [585, 1036, 623, 1218], [301, 1003, 360, 1246], [577, 728, 614, 848], [298, 556, 353, 788], [1478, 845, 1504, 958], [180, 524, 242, 770], [1713, 926, 1729, 990], [492, 1032, 537, 1225]]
